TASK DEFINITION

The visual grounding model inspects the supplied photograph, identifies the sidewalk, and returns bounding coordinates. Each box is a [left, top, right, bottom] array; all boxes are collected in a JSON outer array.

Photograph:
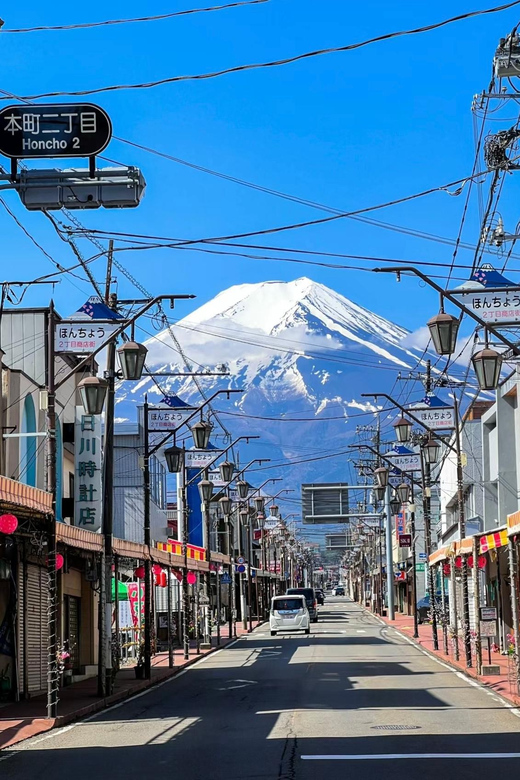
[[0, 620, 262, 751], [373, 608, 520, 708]]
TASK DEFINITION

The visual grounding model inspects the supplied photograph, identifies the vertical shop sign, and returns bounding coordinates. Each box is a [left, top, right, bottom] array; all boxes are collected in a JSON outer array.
[[74, 406, 102, 532]]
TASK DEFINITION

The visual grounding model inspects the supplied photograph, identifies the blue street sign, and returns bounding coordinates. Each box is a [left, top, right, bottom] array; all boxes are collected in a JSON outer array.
[[418, 553, 427, 561], [236, 565, 246, 574], [251, 570, 256, 578], [221, 573, 232, 584]]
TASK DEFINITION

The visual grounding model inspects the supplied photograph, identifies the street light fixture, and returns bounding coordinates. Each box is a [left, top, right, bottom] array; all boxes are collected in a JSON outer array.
[[374, 485, 386, 502], [236, 480, 249, 501], [390, 495, 401, 515], [78, 376, 109, 415], [116, 341, 148, 381], [393, 416, 412, 443], [427, 311, 460, 356], [269, 504, 280, 517], [191, 420, 212, 449], [219, 495, 232, 517], [254, 496, 265, 514], [471, 347, 503, 391], [397, 482, 410, 504], [423, 435, 441, 465], [198, 479, 214, 504], [219, 460, 235, 483], [374, 466, 389, 488], [164, 445, 183, 473], [239, 508, 249, 525]]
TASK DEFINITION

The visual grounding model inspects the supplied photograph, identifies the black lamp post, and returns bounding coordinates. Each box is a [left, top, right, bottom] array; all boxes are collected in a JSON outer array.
[[390, 496, 401, 515], [219, 460, 235, 483], [397, 482, 410, 504], [198, 479, 214, 505], [427, 311, 460, 356], [219, 495, 232, 517], [78, 376, 109, 415], [374, 466, 389, 488], [236, 480, 249, 501], [423, 435, 441, 466], [393, 416, 412, 443], [164, 445, 183, 474], [116, 341, 148, 380], [374, 485, 386, 502], [471, 347, 503, 391], [191, 420, 212, 449], [269, 504, 280, 518], [254, 496, 265, 514]]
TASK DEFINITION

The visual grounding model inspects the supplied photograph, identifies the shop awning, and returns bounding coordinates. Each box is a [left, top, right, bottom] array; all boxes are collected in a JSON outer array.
[[429, 546, 449, 565], [57, 523, 103, 552], [507, 510, 520, 537], [480, 528, 508, 554], [112, 579, 129, 600], [0, 475, 52, 516]]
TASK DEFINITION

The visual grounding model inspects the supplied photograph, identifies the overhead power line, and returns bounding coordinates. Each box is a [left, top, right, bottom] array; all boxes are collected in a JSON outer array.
[[1, 0, 268, 33], [8, 0, 520, 99]]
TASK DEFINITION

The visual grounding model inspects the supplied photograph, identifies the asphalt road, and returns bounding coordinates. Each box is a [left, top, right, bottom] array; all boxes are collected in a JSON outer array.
[[3, 598, 520, 780]]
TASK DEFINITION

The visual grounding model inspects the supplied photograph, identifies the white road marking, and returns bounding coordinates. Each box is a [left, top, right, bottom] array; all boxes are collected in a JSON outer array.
[[356, 630, 366, 633], [301, 754, 520, 761]]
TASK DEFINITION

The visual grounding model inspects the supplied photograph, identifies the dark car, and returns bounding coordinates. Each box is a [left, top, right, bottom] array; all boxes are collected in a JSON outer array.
[[315, 589, 325, 605], [332, 585, 345, 596], [417, 594, 449, 624], [286, 587, 318, 622]]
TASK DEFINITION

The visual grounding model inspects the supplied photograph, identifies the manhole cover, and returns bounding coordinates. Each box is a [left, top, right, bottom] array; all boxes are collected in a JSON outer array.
[[371, 725, 421, 731]]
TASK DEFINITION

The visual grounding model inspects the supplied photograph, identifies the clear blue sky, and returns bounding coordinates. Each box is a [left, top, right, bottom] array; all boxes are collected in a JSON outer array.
[[2, 0, 520, 334]]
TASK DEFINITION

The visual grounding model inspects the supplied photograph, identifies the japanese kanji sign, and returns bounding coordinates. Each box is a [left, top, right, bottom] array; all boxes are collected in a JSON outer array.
[[0, 103, 112, 159], [208, 470, 229, 487], [386, 451, 421, 472], [451, 287, 520, 325], [185, 450, 221, 469], [147, 406, 196, 432], [55, 320, 120, 354], [410, 405, 455, 431], [74, 406, 102, 533], [396, 511, 406, 540]]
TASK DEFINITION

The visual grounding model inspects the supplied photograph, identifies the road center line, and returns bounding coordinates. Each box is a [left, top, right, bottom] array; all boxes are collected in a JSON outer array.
[[301, 754, 520, 761]]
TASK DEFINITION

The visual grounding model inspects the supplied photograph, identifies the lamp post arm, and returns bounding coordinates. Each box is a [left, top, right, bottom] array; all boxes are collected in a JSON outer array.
[[348, 443, 423, 490], [360, 391, 457, 454], [373, 266, 520, 356], [55, 294, 195, 391], [186, 435, 260, 487], [209, 458, 271, 501]]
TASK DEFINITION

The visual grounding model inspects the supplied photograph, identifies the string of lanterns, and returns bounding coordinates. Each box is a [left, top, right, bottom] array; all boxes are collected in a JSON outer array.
[[132, 564, 197, 587], [443, 555, 486, 576]]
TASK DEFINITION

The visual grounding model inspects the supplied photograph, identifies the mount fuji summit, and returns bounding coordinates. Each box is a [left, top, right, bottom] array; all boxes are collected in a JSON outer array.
[[118, 278, 429, 485]]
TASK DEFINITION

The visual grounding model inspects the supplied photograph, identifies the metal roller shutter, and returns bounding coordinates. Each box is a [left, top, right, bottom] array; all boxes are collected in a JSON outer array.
[[18, 563, 48, 695]]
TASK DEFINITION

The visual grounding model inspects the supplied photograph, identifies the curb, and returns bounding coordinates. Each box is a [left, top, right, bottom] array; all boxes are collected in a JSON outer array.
[[1, 631, 254, 752], [366, 609, 520, 713]]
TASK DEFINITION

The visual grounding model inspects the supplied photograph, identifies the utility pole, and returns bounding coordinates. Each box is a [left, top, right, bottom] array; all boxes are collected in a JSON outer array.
[[143, 395, 152, 678], [454, 395, 472, 667], [46, 302, 59, 718]]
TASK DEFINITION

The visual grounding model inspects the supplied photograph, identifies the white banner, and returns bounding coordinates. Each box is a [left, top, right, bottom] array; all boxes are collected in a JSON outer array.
[[147, 406, 196, 432], [185, 450, 221, 469], [410, 406, 455, 431], [451, 288, 520, 325], [74, 406, 103, 533], [387, 452, 421, 472], [208, 470, 228, 487], [263, 518, 281, 530], [55, 320, 120, 354]]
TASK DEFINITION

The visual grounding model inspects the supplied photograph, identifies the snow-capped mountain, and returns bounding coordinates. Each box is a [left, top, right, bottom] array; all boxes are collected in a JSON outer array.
[[117, 277, 428, 487]]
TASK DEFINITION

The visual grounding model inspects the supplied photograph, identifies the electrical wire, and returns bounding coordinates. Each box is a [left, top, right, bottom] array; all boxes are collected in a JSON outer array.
[[1, 0, 268, 33], [10, 0, 520, 99]]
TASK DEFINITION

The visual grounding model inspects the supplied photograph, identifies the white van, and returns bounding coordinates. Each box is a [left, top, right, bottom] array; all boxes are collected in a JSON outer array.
[[270, 594, 310, 636]]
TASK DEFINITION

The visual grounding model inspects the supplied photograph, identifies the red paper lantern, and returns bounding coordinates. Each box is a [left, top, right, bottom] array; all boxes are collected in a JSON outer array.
[[478, 555, 487, 569], [159, 571, 167, 588], [443, 563, 451, 577], [455, 556, 462, 569], [468, 555, 474, 569], [55, 554, 64, 571], [134, 566, 145, 579], [0, 513, 18, 534], [152, 564, 162, 576], [187, 571, 197, 585]]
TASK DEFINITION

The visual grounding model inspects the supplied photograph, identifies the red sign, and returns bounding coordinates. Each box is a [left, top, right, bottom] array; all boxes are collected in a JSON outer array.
[[396, 511, 405, 540], [399, 534, 412, 548], [394, 571, 406, 581], [127, 583, 145, 627]]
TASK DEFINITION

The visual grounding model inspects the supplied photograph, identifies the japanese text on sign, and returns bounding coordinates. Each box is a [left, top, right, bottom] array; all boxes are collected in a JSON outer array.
[[387, 453, 421, 472], [451, 288, 520, 325], [412, 407, 455, 431], [147, 407, 196, 432], [74, 406, 102, 532], [185, 450, 221, 469], [55, 321, 120, 354]]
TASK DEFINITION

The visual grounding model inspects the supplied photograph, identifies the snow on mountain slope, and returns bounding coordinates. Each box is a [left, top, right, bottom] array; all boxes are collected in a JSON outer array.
[[118, 278, 428, 487]]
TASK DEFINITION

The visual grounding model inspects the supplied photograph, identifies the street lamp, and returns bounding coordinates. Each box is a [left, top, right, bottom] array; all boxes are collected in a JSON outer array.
[[393, 416, 412, 443], [374, 485, 386, 502], [219, 460, 235, 483], [427, 311, 460, 356], [239, 508, 249, 525], [397, 482, 410, 504], [116, 341, 148, 381], [219, 495, 232, 516], [390, 495, 401, 515], [164, 445, 183, 473], [269, 504, 280, 517], [374, 466, 389, 488], [191, 420, 212, 449], [236, 480, 249, 501], [423, 435, 441, 465], [254, 496, 265, 514], [471, 347, 503, 391], [198, 479, 214, 504], [78, 376, 108, 415]]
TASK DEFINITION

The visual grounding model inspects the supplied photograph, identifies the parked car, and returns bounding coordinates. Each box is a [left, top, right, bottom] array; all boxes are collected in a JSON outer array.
[[270, 595, 310, 636], [286, 587, 319, 622], [417, 594, 449, 624], [315, 589, 325, 605], [332, 585, 345, 596]]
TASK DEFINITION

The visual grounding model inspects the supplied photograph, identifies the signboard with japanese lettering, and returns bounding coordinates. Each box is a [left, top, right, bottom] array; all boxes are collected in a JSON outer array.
[[396, 511, 406, 540], [0, 103, 112, 159], [399, 533, 412, 548], [479, 620, 498, 637], [411, 406, 455, 431], [451, 287, 520, 325], [208, 470, 230, 488], [147, 406, 196, 432], [387, 447, 421, 472], [74, 406, 102, 533], [55, 320, 120, 354], [185, 450, 221, 469]]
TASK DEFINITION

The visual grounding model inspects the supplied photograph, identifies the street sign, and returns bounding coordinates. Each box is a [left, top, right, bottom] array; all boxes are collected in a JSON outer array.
[[221, 573, 232, 584], [185, 449, 221, 469], [389, 474, 411, 488], [415, 563, 426, 572], [0, 103, 112, 159], [480, 607, 497, 621], [236, 564, 246, 574], [451, 287, 520, 326], [418, 552, 428, 561], [263, 519, 281, 531], [74, 406, 102, 532], [394, 571, 406, 581], [398, 534, 412, 548], [208, 471, 228, 488], [147, 406, 196, 432], [410, 405, 455, 431], [480, 620, 498, 637], [387, 448, 421, 472], [55, 320, 120, 354], [237, 557, 245, 565], [199, 592, 210, 605]]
